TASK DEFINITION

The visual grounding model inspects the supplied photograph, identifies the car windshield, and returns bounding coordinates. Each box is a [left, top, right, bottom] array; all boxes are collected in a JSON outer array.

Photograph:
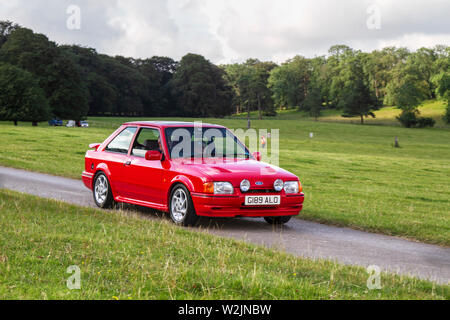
[[165, 127, 251, 160]]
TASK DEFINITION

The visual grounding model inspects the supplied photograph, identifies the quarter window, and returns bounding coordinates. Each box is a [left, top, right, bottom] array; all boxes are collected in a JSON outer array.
[[105, 127, 137, 154]]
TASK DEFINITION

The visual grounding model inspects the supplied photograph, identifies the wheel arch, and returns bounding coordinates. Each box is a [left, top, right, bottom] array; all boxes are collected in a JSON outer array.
[[167, 176, 195, 208], [93, 164, 115, 197]]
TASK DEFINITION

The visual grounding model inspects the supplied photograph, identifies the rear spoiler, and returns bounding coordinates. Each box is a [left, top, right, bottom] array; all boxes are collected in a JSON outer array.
[[89, 143, 101, 151]]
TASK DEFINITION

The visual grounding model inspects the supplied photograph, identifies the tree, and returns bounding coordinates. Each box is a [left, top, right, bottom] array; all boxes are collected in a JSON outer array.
[[171, 53, 234, 117], [46, 51, 89, 120], [309, 56, 331, 108], [0, 64, 50, 125], [327, 49, 378, 124], [245, 60, 277, 119], [223, 63, 249, 114], [60, 46, 117, 116], [0, 21, 19, 48], [409, 47, 438, 99], [304, 83, 322, 121], [147, 56, 178, 116], [385, 62, 429, 112], [436, 73, 450, 123], [0, 28, 89, 120], [268, 56, 310, 110], [364, 47, 410, 104], [133, 56, 179, 116], [327, 45, 356, 108], [385, 61, 431, 127]]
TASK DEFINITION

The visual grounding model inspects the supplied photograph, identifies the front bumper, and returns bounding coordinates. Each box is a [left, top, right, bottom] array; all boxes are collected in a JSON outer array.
[[191, 191, 305, 218]]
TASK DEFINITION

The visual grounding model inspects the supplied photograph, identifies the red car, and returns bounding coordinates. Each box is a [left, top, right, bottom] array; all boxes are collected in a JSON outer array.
[[82, 122, 305, 226]]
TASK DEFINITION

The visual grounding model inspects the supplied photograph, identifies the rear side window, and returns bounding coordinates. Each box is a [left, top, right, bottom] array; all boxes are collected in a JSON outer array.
[[105, 127, 137, 154]]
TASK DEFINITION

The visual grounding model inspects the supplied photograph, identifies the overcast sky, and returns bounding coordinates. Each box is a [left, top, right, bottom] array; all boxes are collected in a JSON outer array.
[[1, 0, 449, 63]]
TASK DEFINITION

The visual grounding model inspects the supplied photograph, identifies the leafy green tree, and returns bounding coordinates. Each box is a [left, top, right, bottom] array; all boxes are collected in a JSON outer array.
[[171, 53, 234, 117], [385, 62, 429, 112], [431, 46, 450, 123], [0, 64, 50, 125], [304, 83, 323, 121], [0, 21, 19, 48], [222, 64, 240, 113], [133, 57, 179, 116], [309, 56, 331, 108], [408, 47, 437, 99], [268, 56, 310, 110], [364, 47, 410, 104], [244, 60, 277, 119], [326, 48, 378, 123], [385, 60, 430, 127], [339, 54, 378, 124], [46, 51, 89, 120], [60, 46, 117, 116], [147, 56, 178, 116], [109, 56, 148, 116], [436, 73, 450, 123], [327, 45, 356, 108], [0, 28, 89, 120]]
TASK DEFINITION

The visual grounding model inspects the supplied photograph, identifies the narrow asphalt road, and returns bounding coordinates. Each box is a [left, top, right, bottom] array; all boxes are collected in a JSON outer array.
[[0, 166, 449, 284]]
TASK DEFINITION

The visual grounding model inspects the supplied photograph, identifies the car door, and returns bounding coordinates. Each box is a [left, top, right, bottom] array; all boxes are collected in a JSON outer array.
[[103, 126, 138, 197], [124, 127, 165, 205]]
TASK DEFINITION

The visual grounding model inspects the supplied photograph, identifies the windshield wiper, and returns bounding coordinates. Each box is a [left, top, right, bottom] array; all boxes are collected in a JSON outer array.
[[223, 154, 251, 159]]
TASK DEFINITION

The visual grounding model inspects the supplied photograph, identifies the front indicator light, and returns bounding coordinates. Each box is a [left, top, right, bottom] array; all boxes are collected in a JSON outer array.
[[203, 182, 215, 194], [284, 181, 300, 194]]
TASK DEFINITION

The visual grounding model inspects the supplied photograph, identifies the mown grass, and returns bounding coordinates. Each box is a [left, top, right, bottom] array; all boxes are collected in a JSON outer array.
[[0, 102, 449, 246], [231, 100, 450, 128], [0, 190, 447, 300]]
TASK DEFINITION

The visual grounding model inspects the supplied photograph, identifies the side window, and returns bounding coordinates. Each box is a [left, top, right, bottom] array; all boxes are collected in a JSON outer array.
[[105, 127, 137, 154], [132, 128, 161, 157]]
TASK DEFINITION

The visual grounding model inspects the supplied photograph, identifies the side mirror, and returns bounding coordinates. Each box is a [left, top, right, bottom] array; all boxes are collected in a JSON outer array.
[[145, 150, 163, 161], [253, 152, 262, 161]]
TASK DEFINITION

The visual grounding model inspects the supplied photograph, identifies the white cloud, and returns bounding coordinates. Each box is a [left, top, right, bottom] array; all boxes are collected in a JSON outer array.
[[0, 0, 449, 63]]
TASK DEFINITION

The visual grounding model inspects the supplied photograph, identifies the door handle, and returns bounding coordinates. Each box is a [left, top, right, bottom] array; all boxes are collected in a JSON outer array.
[[124, 161, 132, 166]]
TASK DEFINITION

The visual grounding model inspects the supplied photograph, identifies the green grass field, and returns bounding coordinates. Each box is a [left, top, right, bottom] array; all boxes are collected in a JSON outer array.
[[0, 190, 447, 300], [232, 100, 450, 128], [0, 101, 449, 246]]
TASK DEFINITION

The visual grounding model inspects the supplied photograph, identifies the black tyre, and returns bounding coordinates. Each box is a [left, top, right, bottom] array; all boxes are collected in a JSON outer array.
[[169, 184, 198, 227], [93, 172, 114, 209], [264, 216, 292, 225]]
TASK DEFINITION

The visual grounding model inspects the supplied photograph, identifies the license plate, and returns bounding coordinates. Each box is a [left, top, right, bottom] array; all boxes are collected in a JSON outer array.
[[245, 195, 281, 206]]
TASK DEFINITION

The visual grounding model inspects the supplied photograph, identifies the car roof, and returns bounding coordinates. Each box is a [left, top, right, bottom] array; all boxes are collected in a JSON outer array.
[[123, 121, 226, 129]]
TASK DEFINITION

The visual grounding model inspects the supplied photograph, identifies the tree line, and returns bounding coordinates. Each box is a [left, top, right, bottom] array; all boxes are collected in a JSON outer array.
[[0, 21, 449, 127]]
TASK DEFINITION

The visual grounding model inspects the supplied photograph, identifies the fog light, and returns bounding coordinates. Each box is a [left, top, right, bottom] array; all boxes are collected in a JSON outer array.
[[274, 179, 284, 192], [240, 180, 251, 192]]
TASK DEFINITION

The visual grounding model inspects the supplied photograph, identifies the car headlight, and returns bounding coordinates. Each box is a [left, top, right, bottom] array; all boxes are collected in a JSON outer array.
[[240, 180, 251, 193], [284, 181, 300, 194], [214, 182, 234, 195], [274, 179, 284, 192]]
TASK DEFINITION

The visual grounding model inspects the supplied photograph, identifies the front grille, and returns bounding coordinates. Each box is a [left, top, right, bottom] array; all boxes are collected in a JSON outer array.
[[245, 188, 279, 194]]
